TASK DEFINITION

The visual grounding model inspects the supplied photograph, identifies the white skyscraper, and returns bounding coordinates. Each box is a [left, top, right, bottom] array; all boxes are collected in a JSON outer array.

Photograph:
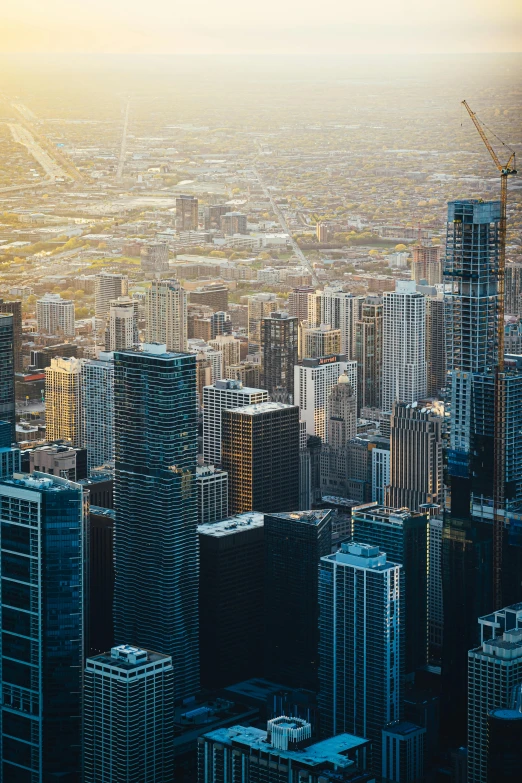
[[372, 447, 391, 505], [83, 645, 174, 783], [202, 379, 268, 465], [95, 272, 128, 321], [382, 280, 427, 412], [81, 352, 114, 471], [294, 356, 356, 442], [105, 297, 138, 352], [45, 356, 84, 447], [319, 541, 404, 776], [145, 279, 187, 352], [36, 293, 75, 337], [314, 287, 365, 359]]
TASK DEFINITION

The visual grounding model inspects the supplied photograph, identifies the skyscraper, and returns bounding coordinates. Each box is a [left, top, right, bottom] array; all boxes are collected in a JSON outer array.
[[355, 295, 383, 413], [426, 293, 446, 398], [295, 356, 355, 442], [352, 503, 428, 675], [319, 542, 403, 774], [382, 281, 426, 412], [386, 400, 443, 511], [95, 272, 129, 325], [45, 356, 84, 447], [287, 285, 316, 322], [81, 352, 115, 471], [247, 293, 278, 343], [0, 299, 22, 372], [145, 278, 187, 352], [505, 261, 522, 317], [199, 513, 264, 689], [0, 420, 20, 478], [261, 311, 298, 402], [140, 242, 170, 274], [83, 645, 174, 783], [264, 510, 332, 691], [222, 401, 300, 514], [411, 243, 442, 286], [105, 296, 138, 351], [113, 344, 199, 700], [196, 464, 228, 524], [0, 314, 15, 440], [300, 323, 342, 360], [203, 379, 268, 466], [208, 335, 241, 370], [320, 373, 357, 497], [36, 292, 75, 337], [0, 472, 84, 781], [175, 194, 199, 230], [467, 604, 522, 783], [315, 287, 365, 359]]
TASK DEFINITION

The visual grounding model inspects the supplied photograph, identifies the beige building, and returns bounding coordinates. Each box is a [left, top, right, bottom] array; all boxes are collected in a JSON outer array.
[[145, 279, 187, 352], [247, 293, 278, 343], [209, 335, 241, 370], [45, 357, 84, 447], [29, 444, 79, 480], [225, 362, 261, 388], [105, 297, 138, 352], [300, 323, 341, 360]]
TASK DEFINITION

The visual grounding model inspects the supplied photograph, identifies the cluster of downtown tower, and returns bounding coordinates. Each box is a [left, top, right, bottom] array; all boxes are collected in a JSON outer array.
[[0, 197, 521, 783]]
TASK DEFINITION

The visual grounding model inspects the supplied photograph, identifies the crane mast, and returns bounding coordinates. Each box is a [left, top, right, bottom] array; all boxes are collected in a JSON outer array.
[[461, 100, 517, 608]]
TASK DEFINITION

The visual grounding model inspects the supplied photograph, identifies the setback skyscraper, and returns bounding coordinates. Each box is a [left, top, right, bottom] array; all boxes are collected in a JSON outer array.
[[113, 344, 199, 701]]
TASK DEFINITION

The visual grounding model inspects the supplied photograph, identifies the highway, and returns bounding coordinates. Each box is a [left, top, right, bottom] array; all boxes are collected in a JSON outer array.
[[8, 123, 68, 181], [253, 166, 318, 286], [116, 100, 130, 179]]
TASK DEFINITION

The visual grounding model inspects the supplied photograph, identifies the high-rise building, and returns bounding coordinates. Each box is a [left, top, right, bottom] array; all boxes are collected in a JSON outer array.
[[176, 194, 199, 230], [301, 323, 342, 360], [225, 361, 261, 388], [352, 504, 428, 675], [209, 335, 241, 370], [265, 510, 332, 691], [356, 295, 383, 412], [411, 243, 442, 286], [0, 473, 84, 781], [145, 279, 187, 351], [319, 542, 404, 774], [28, 442, 87, 481], [83, 645, 174, 783], [287, 285, 316, 322], [113, 344, 199, 701], [0, 299, 22, 372], [36, 292, 75, 336], [203, 203, 229, 230], [81, 352, 115, 471], [295, 356, 355, 442], [315, 287, 365, 359], [386, 400, 443, 511], [0, 314, 15, 440], [189, 284, 229, 312], [426, 293, 446, 397], [487, 693, 522, 783], [467, 604, 522, 783], [505, 262, 522, 317], [222, 401, 300, 514], [95, 272, 129, 324], [428, 515, 443, 661], [372, 446, 391, 505], [196, 464, 229, 524], [261, 311, 298, 402], [199, 513, 264, 689], [0, 420, 20, 478], [45, 356, 84, 447], [88, 506, 115, 656], [248, 293, 278, 343], [202, 379, 268, 466], [381, 721, 425, 783], [382, 281, 427, 412], [30, 342, 78, 369], [209, 310, 232, 339], [105, 296, 138, 351], [198, 718, 373, 783], [140, 242, 169, 274], [320, 373, 357, 497], [220, 211, 248, 234]]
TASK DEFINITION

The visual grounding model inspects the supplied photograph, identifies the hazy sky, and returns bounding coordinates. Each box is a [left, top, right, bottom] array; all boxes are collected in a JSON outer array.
[[2, 0, 522, 54]]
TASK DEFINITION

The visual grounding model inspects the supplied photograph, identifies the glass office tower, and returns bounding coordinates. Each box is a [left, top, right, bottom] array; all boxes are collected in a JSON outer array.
[[0, 473, 84, 782], [113, 344, 199, 701], [0, 314, 15, 441]]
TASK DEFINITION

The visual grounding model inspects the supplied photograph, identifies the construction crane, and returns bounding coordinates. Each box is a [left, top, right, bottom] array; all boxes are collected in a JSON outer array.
[[462, 100, 517, 608]]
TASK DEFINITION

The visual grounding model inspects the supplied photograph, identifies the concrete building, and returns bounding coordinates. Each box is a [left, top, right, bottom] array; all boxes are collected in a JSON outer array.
[[382, 721, 425, 783], [372, 446, 391, 505], [209, 335, 241, 370], [261, 311, 298, 403], [45, 356, 84, 447], [145, 279, 187, 352], [468, 604, 522, 783], [382, 281, 427, 412], [426, 294, 446, 398], [319, 542, 404, 775], [36, 292, 75, 337], [28, 442, 84, 481], [355, 295, 383, 413], [0, 473, 84, 781], [301, 323, 342, 360], [105, 296, 138, 352], [0, 420, 20, 478], [225, 361, 261, 389], [196, 464, 229, 525], [0, 298, 22, 372], [220, 211, 248, 235], [83, 645, 174, 783], [140, 242, 169, 274], [0, 314, 15, 440], [295, 356, 354, 442], [320, 373, 357, 497], [247, 293, 278, 343], [222, 401, 300, 515], [95, 272, 128, 321], [81, 352, 115, 471], [287, 285, 316, 322], [198, 718, 373, 783], [314, 287, 365, 359], [199, 513, 264, 689], [428, 516, 443, 660], [505, 262, 522, 317], [411, 244, 442, 286], [176, 194, 199, 230], [189, 284, 229, 313], [386, 401, 443, 511], [203, 379, 268, 466]]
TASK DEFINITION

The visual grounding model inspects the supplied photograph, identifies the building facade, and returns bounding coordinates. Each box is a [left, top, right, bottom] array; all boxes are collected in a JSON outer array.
[[0, 314, 15, 440], [261, 312, 298, 403], [196, 465, 229, 525], [411, 244, 442, 286], [36, 292, 75, 337], [301, 323, 342, 360], [294, 356, 353, 442], [45, 356, 84, 447], [145, 279, 187, 352], [105, 296, 138, 352], [176, 194, 199, 230], [81, 352, 115, 471], [203, 380, 268, 466], [0, 299, 22, 373], [355, 295, 383, 413]]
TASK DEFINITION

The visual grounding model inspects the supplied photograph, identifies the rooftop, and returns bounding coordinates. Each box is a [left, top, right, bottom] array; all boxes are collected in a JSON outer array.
[[0, 472, 80, 494], [198, 512, 264, 538], [383, 721, 425, 738], [266, 510, 331, 526], [86, 644, 171, 671], [226, 401, 296, 416]]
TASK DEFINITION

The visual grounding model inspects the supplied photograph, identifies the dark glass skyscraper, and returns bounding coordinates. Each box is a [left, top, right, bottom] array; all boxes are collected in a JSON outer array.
[[264, 510, 332, 691], [261, 312, 298, 403], [113, 344, 199, 701], [0, 473, 84, 782], [0, 314, 15, 442]]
